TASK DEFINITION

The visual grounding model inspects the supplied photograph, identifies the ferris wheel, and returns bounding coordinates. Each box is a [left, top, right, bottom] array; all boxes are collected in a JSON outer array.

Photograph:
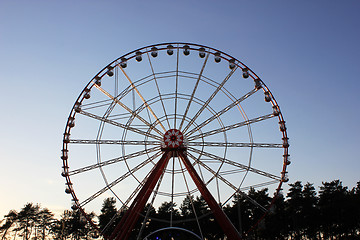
[[61, 43, 290, 240]]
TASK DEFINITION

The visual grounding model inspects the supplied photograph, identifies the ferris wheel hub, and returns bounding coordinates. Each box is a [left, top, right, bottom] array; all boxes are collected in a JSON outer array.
[[163, 129, 184, 148]]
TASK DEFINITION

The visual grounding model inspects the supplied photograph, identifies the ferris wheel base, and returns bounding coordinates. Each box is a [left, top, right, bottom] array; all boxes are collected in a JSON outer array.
[[107, 148, 242, 240]]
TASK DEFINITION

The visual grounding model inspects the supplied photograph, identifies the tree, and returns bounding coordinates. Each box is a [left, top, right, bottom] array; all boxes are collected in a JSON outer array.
[[51, 210, 72, 240], [180, 194, 195, 217], [157, 201, 179, 218], [155, 201, 180, 229], [286, 181, 303, 239], [67, 210, 97, 240], [133, 203, 157, 239], [318, 180, 349, 239], [224, 192, 251, 237], [15, 203, 40, 240], [1, 179, 359, 239], [179, 195, 214, 239], [51, 209, 98, 240], [353, 181, 360, 235], [98, 197, 118, 237], [0, 210, 18, 240], [225, 188, 271, 239], [247, 188, 271, 239], [301, 182, 319, 239], [265, 192, 289, 239], [35, 208, 54, 240], [180, 195, 209, 218]]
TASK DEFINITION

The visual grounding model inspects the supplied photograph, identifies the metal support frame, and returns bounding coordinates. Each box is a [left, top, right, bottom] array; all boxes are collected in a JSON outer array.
[[178, 151, 242, 240], [109, 150, 172, 240], [108, 147, 242, 240]]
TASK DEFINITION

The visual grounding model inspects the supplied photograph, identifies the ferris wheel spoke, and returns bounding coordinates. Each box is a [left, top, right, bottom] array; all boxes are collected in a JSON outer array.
[[79, 110, 162, 141], [187, 113, 275, 141], [69, 139, 160, 146], [93, 83, 164, 136], [188, 141, 283, 148], [68, 146, 161, 176], [124, 163, 164, 210], [146, 52, 171, 129], [182, 68, 237, 133], [173, 46, 180, 129], [187, 152, 220, 187], [118, 65, 167, 132], [79, 151, 162, 207], [179, 52, 210, 131], [81, 98, 114, 111], [185, 88, 259, 137], [187, 147, 281, 181], [220, 179, 280, 210], [238, 180, 280, 192], [105, 159, 167, 231], [104, 164, 167, 237], [187, 151, 268, 212], [219, 169, 247, 175]]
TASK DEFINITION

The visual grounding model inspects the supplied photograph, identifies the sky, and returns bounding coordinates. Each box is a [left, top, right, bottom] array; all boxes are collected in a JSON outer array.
[[0, 0, 360, 218]]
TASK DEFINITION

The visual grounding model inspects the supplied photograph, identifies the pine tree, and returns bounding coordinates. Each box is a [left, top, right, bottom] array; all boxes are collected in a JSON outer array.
[[98, 197, 118, 237]]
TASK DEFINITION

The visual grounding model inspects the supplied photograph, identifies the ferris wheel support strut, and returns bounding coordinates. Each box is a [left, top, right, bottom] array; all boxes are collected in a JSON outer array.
[[108, 150, 172, 240], [178, 150, 242, 240]]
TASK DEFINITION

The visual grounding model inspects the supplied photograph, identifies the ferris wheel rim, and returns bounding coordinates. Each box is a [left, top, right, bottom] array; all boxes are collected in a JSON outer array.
[[61, 42, 290, 239]]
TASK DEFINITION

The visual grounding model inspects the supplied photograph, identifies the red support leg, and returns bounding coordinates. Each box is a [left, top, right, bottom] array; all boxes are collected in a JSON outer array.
[[109, 150, 172, 240], [178, 150, 242, 240]]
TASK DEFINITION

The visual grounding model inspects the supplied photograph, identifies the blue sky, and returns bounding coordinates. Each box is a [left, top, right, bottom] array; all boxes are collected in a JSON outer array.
[[0, 0, 359, 218]]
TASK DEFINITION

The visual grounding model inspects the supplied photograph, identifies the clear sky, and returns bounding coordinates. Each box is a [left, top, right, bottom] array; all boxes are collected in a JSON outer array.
[[1, 0, 359, 218]]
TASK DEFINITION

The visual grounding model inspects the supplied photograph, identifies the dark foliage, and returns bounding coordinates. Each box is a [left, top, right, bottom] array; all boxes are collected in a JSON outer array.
[[1, 180, 360, 239]]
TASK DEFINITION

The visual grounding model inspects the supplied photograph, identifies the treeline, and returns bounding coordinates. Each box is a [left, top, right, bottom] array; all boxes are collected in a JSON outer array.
[[1, 179, 359, 240]]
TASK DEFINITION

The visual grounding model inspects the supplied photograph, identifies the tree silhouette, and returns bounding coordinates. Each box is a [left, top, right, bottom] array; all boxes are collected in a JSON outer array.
[[224, 187, 272, 239], [2, 179, 360, 239], [68, 210, 96, 239], [286, 181, 303, 239], [301, 182, 319, 239], [15, 203, 40, 240], [153, 201, 180, 230], [0, 210, 18, 240], [264, 192, 289, 239], [98, 197, 118, 237], [224, 192, 251, 237], [179, 195, 214, 239], [36, 208, 54, 240], [51, 209, 98, 240], [318, 180, 349, 239], [354, 181, 360, 235]]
